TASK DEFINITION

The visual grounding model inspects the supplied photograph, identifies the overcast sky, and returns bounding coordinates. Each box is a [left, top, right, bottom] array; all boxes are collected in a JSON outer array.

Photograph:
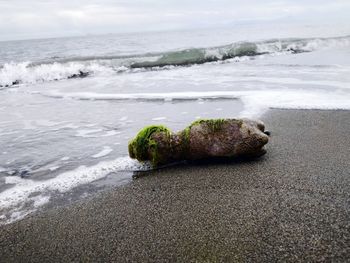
[[1, 0, 350, 41]]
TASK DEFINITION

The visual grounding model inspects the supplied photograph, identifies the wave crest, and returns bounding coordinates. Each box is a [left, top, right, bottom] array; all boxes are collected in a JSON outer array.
[[0, 61, 116, 87], [1, 35, 349, 87]]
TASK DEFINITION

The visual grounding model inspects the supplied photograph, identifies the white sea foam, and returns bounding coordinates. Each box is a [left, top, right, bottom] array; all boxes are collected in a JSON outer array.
[[36, 90, 350, 118], [152, 117, 167, 121], [32, 195, 51, 208], [255, 36, 350, 54], [92, 146, 113, 158], [0, 194, 50, 225], [238, 90, 350, 117], [4, 209, 36, 225], [1, 156, 149, 209], [49, 166, 60, 171], [75, 128, 103, 137], [101, 130, 121, 137], [0, 156, 150, 224], [0, 61, 112, 87]]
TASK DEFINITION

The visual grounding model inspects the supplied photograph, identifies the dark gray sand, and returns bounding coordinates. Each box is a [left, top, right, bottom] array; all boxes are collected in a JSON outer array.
[[1, 110, 350, 262]]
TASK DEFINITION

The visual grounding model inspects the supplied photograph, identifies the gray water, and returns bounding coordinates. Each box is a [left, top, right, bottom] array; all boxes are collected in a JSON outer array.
[[1, 24, 350, 224]]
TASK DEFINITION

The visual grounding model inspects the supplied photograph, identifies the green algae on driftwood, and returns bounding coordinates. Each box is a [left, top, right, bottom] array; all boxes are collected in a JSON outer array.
[[128, 118, 269, 167]]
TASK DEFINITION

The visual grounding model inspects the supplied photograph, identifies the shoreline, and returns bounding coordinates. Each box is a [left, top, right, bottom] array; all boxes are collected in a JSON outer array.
[[1, 109, 349, 261]]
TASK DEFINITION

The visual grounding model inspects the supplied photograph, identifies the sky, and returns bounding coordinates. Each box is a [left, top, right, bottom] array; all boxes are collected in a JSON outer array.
[[1, 0, 350, 41]]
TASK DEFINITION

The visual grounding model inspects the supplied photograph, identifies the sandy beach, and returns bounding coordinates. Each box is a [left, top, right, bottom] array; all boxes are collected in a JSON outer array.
[[0, 109, 349, 262]]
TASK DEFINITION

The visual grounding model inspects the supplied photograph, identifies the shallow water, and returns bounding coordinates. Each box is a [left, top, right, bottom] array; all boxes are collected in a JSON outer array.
[[1, 24, 350, 224]]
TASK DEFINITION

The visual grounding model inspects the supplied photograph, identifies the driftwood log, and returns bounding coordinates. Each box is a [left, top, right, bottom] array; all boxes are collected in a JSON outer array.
[[128, 119, 269, 167]]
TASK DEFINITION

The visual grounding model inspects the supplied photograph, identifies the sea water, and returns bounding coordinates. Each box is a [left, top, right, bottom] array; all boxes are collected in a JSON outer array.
[[1, 24, 350, 224]]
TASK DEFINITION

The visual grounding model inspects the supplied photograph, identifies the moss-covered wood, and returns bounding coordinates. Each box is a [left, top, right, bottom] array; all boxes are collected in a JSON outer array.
[[128, 118, 269, 167], [128, 125, 171, 165]]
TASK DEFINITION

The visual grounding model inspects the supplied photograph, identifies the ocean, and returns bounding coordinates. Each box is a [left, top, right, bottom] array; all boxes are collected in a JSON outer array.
[[1, 24, 350, 224]]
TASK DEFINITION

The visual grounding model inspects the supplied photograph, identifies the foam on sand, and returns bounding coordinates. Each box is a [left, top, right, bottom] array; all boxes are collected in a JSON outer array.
[[0, 156, 150, 225]]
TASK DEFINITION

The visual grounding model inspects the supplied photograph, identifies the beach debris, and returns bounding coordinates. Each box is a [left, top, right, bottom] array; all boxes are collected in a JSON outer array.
[[128, 118, 269, 167]]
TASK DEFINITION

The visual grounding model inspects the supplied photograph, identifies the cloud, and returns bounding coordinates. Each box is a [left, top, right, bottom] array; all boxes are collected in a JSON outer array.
[[0, 0, 349, 41]]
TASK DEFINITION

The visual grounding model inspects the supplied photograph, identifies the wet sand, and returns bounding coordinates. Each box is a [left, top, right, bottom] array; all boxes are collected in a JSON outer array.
[[0, 109, 349, 262]]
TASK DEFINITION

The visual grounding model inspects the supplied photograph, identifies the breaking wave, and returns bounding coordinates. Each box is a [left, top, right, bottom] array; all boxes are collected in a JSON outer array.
[[1, 35, 349, 87], [0, 61, 115, 88]]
